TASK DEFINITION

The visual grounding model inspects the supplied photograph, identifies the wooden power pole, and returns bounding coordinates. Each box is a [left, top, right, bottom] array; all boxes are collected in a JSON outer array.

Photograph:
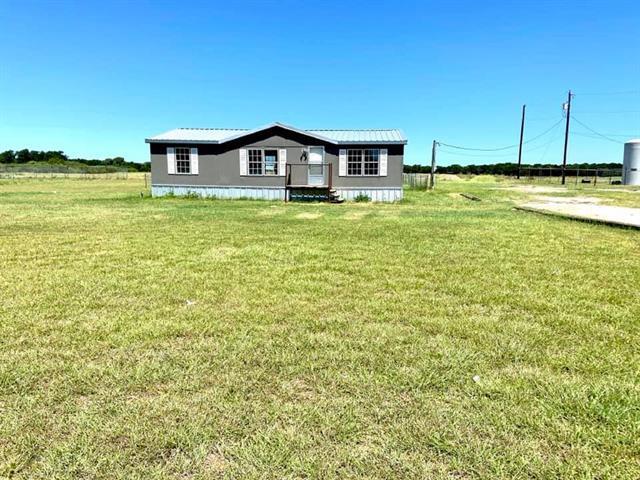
[[561, 90, 573, 185], [430, 140, 437, 189], [517, 104, 526, 179]]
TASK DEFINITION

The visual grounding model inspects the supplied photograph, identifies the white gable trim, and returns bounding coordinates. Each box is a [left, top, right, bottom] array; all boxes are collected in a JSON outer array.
[[216, 122, 338, 145]]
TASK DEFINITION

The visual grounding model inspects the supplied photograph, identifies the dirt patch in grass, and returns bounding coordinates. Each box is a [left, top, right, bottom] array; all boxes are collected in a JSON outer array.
[[281, 378, 316, 401], [295, 212, 323, 220], [257, 206, 286, 217], [201, 246, 239, 260], [342, 211, 369, 220], [203, 449, 230, 474], [376, 210, 401, 221]]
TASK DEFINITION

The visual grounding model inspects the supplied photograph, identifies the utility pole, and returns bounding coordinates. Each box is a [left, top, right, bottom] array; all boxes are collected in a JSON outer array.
[[517, 104, 526, 179], [430, 140, 437, 189], [561, 90, 573, 185]]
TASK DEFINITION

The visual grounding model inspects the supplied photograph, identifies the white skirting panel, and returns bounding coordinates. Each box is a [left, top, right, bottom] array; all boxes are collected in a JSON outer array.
[[152, 185, 403, 202], [152, 185, 286, 200], [336, 188, 403, 202]]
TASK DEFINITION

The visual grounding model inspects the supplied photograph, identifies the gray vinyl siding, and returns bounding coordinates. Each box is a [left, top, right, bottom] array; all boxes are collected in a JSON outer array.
[[150, 126, 403, 189], [151, 136, 297, 187]]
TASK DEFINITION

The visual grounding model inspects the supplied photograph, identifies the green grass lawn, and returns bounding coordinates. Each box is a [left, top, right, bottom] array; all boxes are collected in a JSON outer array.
[[1, 175, 639, 479]]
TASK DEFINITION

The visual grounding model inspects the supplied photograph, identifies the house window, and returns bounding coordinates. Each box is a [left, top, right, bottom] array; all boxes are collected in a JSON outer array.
[[347, 149, 362, 176], [347, 149, 380, 176], [248, 149, 263, 175], [248, 149, 279, 175], [364, 149, 379, 176], [175, 147, 191, 174], [264, 150, 278, 175]]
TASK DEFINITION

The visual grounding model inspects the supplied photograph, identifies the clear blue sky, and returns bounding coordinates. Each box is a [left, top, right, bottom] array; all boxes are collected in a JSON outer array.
[[1, 0, 639, 166]]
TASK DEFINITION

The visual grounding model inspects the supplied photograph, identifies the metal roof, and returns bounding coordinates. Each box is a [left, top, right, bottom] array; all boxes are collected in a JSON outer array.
[[145, 122, 407, 145], [146, 128, 248, 143], [306, 129, 407, 143]]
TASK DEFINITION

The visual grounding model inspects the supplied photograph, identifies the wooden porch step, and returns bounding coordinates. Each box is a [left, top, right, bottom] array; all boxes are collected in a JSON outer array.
[[286, 185, 343, 203]]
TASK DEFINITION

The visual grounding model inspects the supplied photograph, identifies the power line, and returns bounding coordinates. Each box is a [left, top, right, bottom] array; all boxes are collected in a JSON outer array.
[[573, 132, 607, 140], [598, 133, 639, 137], [573, 131, 617, 140], [438, 118, 562, 152], [438, 132, 563, 158], [437, 141, 519, 152], [573, 131, 638, 137], [433, 90, 638, 167], [536, 120, 565, 164], [570, 116, 626, 144], [522, 119, 564, 144], [575, 90, 640, 96], [573, 131, 639, 141], [570, 110, 640, 114], [437, 148, 516, 158], [527, 116, 565, 122]]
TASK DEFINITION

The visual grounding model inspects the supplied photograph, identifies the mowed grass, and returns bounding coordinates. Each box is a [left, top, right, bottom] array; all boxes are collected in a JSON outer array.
[[0, 175, 639, 479]]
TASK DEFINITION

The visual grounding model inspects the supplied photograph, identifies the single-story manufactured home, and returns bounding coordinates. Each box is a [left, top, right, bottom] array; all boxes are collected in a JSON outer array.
[[145, 122, 407, 202]]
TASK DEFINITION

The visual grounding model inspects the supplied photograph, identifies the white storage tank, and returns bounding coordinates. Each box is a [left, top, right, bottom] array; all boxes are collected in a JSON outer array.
[[623, 139, 640, 185]]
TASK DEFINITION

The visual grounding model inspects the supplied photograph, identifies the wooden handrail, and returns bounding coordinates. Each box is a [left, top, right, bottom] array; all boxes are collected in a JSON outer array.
[[284, 162, 333, 201]]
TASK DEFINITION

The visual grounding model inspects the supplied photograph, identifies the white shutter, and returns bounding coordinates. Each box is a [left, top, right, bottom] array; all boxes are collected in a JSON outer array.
[[338, 149, 347, 176], [379, 149, 388, 176], [278, 149, 287, 176], [167, 147, 175, 174], [239, 148, 247, 176], [190, 147, 199, 175]]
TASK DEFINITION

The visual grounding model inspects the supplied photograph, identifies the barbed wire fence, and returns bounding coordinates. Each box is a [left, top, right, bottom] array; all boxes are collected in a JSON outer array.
[[516, 167, 623, 186], [404, 168, 623, 188]]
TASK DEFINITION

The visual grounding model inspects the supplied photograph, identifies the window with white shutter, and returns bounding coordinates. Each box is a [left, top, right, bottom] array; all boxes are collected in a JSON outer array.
[[345, 149, 382, 176], [175, 147, 191, 174], [246, 149, 282, 176]]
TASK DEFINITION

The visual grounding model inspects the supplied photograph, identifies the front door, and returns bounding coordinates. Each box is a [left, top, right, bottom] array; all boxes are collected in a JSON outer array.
[[308, 147, 324, 186]]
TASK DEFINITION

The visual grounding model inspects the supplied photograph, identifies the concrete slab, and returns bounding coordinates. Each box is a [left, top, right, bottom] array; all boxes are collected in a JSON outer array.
[[517, 202, 640, 229]]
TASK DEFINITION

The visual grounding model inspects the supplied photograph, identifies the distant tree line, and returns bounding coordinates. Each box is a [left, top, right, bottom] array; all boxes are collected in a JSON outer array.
[[404, 162, 623, 175], [0, 149, 150, 172]]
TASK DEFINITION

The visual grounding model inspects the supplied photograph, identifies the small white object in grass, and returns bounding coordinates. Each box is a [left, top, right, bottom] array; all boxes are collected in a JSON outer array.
[[185, 299, 196, 306], [472, 375, 480, 383]]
